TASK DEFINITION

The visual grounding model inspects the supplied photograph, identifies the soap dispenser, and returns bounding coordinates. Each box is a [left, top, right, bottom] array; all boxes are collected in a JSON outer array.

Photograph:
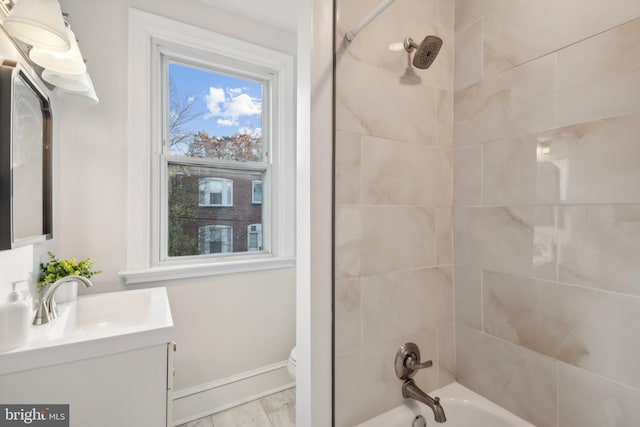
[[0, 281, 31, 352]]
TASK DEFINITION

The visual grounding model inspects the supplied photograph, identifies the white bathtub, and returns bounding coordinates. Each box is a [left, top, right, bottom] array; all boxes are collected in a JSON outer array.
[[356, 382, 534, 427]]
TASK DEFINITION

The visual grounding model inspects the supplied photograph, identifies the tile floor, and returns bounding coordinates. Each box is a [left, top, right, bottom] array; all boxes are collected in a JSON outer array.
[[179, 387, 295, 427]]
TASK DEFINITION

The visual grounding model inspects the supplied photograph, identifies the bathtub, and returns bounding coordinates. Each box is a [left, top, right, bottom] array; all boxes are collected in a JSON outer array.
[[355, 382, 534, 427]]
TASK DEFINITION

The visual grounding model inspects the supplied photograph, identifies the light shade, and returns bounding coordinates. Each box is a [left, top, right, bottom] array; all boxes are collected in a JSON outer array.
[[2, 0, 70, 51], [54, 72, 98, 105], [42, 68, 89, 92], [29, 27, 86, 74]]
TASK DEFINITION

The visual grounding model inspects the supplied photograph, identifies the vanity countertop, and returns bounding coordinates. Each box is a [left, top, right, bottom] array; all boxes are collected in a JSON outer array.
[[0, 287, 173, 375]]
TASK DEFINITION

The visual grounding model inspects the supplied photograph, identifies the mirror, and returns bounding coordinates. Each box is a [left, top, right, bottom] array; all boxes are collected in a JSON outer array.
[[0, 60, 52, 249]]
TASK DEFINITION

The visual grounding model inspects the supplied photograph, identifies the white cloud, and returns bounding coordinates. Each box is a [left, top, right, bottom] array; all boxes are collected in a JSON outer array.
[[238, 126, 262, 139], [217, 118, 238, 126], [203, 87, 261, 126], [204, 87, 225, 118], [225, 93, 261, 117]]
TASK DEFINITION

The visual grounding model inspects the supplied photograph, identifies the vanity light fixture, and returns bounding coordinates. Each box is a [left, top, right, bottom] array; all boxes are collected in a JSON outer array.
[[54, 72, 98, 104], [29, 26, 86, 75], [41, 67, 89, 92], [1, 0, 70, 52]]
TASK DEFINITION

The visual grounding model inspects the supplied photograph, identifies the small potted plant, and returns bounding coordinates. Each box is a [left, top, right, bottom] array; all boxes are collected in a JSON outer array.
[[39, 252, 101, 303]]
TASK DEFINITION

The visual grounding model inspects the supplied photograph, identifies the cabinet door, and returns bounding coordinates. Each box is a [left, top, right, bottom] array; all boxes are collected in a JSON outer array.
[[0, 344, 169, 427]]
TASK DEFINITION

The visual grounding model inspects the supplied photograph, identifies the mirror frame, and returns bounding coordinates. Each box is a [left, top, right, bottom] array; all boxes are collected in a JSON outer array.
[[0, 59, 53, 249]]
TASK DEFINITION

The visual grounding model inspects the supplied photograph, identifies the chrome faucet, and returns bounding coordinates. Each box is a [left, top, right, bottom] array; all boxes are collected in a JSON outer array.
[[33, 275, 93, 325], [402, 379, 447, 423], [395, 342, 447, 423]]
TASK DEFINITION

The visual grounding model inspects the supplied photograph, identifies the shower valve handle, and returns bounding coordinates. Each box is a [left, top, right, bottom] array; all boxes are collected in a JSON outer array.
[[395, 343, 434, 380], [405, 355, 433, 370]]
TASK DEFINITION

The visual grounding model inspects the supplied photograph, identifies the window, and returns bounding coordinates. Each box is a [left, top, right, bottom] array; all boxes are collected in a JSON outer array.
[[247, 224, 262, 251], [125, 10, 295, 283], [199, 178, 233, 207], [199, 225, 233, 254], [252, 180, 263, 204]]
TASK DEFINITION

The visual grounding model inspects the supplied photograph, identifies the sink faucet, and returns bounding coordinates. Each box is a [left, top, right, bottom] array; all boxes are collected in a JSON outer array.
[[33, 275, 93, 325], [402, 378, 447, 423]]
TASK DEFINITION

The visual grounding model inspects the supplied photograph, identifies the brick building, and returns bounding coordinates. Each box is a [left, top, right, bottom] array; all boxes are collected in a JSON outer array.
[[168, 166, 263, 257]]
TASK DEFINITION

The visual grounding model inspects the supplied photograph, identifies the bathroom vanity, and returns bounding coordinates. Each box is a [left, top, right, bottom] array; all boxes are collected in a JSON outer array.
[[0, 287, 174, 427]]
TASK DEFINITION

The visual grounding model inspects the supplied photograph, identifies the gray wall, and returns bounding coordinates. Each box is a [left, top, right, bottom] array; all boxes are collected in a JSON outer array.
[[454, 1, 640, 426], [333, 0, 455, 425]]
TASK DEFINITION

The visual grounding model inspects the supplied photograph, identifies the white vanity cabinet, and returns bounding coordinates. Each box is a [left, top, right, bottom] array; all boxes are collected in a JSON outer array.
[[0, 287, 174, 427]]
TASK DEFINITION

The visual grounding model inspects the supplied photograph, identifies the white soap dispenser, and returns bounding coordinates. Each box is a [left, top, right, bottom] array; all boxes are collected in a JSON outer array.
[[0, 281, 31, 352]]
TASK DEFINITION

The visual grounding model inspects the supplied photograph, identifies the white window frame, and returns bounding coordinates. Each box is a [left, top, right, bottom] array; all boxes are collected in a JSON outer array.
[[252, 180, 263, 204], [122, 9, 295, 284], [199, 225, 233, 254], [199, 177, 233, 207]]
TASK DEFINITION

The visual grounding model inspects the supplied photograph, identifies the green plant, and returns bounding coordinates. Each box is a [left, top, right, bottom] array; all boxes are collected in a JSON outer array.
[[38, 252, 102, 294]]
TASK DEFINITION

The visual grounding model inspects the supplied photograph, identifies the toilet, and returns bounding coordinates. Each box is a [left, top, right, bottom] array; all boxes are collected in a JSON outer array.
[[287, 347, 296, 380]]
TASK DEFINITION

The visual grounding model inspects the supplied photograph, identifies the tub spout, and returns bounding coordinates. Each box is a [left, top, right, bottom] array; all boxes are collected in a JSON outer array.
[[402, 379, 447, 423]]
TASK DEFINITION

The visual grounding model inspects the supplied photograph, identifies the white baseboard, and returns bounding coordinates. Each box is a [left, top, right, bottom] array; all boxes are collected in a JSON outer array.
[[172, 361, 294, 426]]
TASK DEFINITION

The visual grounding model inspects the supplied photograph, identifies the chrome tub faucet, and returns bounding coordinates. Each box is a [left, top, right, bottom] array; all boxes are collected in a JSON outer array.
[[395, 342, 447, 423]]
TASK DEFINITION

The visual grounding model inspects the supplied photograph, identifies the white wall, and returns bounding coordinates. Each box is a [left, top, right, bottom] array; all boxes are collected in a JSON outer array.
[[1, 0, 296, 423], [0, 28, 54, 302]]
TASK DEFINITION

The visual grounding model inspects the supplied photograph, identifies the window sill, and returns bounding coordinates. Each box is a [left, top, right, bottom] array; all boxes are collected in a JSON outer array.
[[119, 256, 296, 285]]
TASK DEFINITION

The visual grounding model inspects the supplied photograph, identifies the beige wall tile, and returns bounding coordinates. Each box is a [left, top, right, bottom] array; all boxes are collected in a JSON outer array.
[[559, 363, 640, 427], [483, 271, 539, 348], [435, 207, 453, 265], [538, 113, 640, 204], [336, 54, 437, 144], [361, 136, 452, 206], [436, 89, 454, 146], [454, 266, 482, 330], [335, 278, 362, 355], [437, 321, 456, 387], [557, 205, 640, 296], [452, 2, 640, 425], [362, 267, 453, 346], [538, 281, 640, 390], [453, 145, 482, 206], [454, 19, 483, 91], [334, 344, 401, 427], [454, 0, 509, 32], [483, 271, 640, 390], [481, 113, 640, 205], [335, 205, 436, 278], [483, 0, 640, 77], [335, 131, 362, 205], [456, 325, 558, 427], [557, 18, 640, 127], [454, 207, 535, 277], [454, 55, 555, 146], [482, 136, 537, 205]]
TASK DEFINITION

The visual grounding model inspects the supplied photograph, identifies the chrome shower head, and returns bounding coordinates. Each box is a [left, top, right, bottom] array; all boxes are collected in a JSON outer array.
[[404, 35, 443, 69]]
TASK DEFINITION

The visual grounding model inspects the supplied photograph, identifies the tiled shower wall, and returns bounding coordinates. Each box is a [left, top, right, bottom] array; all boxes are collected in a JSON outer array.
[[333, 0, 455, 425], [453, 1, 640, 426]]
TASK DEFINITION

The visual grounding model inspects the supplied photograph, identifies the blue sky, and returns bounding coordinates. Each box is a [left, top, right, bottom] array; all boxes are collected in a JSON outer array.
[[169, 62, 263, 139]]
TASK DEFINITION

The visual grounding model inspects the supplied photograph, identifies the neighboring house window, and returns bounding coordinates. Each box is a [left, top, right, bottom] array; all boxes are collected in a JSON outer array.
[[199, 178, 233, 207], [252, 180, 262, 204], [199, 225, 233, 254], [247, 224, 262, 251], [125, 10, 295, 283]]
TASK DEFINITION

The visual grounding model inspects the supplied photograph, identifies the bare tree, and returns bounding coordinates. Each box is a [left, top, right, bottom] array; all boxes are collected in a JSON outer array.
[[168, 78, 202, 154]]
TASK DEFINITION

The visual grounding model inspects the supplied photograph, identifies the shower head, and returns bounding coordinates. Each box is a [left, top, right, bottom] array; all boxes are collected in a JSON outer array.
[[404, 35, 443, 69]]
